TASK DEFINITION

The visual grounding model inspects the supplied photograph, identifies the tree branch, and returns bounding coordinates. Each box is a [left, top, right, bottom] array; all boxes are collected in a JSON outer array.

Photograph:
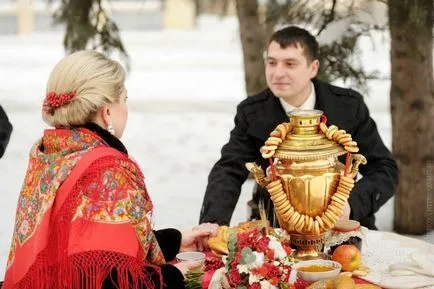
[[316, 0, 337, 36], [48, 0, 129, 70]]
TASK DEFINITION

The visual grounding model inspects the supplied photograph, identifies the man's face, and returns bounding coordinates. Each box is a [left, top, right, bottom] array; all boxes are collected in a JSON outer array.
[[265, 41, 319, 103]]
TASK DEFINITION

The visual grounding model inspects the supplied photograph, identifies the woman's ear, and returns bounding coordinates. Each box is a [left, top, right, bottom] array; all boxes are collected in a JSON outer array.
[[100, 105, 111, 128]]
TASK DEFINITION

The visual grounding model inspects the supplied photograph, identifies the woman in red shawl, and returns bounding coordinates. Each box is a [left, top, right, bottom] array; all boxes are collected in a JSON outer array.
[[3, 51, 217, 289]]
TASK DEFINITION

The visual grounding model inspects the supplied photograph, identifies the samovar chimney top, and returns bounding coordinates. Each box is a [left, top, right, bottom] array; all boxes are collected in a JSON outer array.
[[288, 109, 323, 135], [275, 109, 347, 160]]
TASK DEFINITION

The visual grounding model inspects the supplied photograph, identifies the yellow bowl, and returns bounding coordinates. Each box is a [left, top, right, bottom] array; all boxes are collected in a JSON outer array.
[[295, 259, 342, 282]]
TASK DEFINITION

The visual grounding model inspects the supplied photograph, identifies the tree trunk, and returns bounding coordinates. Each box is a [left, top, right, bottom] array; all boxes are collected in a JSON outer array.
[[236, 0, 267, 96], [390, 0, 434, 234], [195, 0, 230, 15], [264, 0, 280, 40]]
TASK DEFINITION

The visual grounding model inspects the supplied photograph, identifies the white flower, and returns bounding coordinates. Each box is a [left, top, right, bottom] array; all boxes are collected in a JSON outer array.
[[222, 256, 228, 265], [248, 273, 262, 285], [237, 264, 249, 274], [251, 252, 265, 268], [259, 280, 278, 289], [208, 267, 229, 289], [282, 258, 294, 266], [273, 261, 280, 266], [268, 236, 287, 260], [288, 268, 298, 285]]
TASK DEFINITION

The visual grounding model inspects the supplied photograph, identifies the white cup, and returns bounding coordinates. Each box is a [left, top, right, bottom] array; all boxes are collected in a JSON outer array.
[[176, 251, 206, 271]]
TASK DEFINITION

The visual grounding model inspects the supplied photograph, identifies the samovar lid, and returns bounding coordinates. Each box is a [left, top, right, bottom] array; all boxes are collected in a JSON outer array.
[[274, 109, 346, 161]]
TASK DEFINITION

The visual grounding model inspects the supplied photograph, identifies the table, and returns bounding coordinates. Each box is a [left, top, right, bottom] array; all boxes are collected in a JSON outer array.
[[200, 230, 433, 289], [360, 230, 434, 289]]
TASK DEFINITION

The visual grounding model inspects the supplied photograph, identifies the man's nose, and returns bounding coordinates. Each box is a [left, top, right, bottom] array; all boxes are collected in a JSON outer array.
[[273, 64, 286, 78]]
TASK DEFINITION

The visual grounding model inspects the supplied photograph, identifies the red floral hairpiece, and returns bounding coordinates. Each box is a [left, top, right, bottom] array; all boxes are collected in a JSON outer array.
[[45, 91, 76, 108], [42, 91, 76, 114]]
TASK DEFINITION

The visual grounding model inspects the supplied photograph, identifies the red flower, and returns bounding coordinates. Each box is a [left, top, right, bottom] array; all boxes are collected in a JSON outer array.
[[264, 263, 281, 279], [228, 268, 243, 286], [266, 249, 275, 260], [270, 276, 279, 286], [256, 236, 270, 253], [283, 244, 293, 255], [221, 228, 297, 289], [230, 251, 242, 268], [294, 278, 310, 289], [204, 257, 224, 271], [237, 228, 261, 250], [253, 264, 269, 277], [248, 282, 261, 289], [279, 265, 293, 282]]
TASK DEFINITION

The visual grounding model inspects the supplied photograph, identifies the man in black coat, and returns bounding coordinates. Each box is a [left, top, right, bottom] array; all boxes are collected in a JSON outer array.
[[0, 105, 12, 158], [199, 26, 398, 230]]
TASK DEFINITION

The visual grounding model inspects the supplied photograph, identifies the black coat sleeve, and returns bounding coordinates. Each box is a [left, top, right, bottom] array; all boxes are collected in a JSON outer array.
[[347, 92, 399, 228], [158, 264, 185, 289], [103, 229, 184, 289], [102, 264, 185, 289], [0, 105, 12, 158], [154, 228, 182, 262], [145, 264, 185, 289], [199, 104, 259, 225]]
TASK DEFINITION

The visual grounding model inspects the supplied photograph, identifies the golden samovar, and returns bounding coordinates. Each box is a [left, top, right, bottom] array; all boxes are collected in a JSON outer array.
[[246, 109, 366, 260]]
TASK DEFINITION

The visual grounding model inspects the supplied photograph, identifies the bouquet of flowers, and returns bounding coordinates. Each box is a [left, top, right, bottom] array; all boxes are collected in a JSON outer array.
[[186, 227, 299, 289]]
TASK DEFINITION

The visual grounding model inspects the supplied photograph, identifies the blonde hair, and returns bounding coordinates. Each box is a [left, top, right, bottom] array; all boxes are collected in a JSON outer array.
[[42, 50, 125, 127]]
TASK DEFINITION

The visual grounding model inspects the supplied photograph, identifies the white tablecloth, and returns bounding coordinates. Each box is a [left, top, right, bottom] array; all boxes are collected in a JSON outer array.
[[361, 230, 434, 289]]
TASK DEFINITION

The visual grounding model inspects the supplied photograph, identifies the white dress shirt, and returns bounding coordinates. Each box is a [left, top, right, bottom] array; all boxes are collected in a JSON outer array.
[[279, 82, 316, 114]]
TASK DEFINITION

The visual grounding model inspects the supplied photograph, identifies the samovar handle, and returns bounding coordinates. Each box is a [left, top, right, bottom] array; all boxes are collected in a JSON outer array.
[[347, 154, 367, 178], [245, 162, 272, 187]]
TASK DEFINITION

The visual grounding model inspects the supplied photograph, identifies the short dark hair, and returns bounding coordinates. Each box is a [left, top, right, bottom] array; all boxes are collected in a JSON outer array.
[[268, 26, 319, 62]]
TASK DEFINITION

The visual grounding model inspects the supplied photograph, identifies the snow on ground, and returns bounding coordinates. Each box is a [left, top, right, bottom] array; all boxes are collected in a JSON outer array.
[[0, 16, 431, 276]]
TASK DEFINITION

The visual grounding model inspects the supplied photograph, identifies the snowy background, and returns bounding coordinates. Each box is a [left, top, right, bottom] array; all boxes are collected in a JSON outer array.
[[0, 14, 432, 277]]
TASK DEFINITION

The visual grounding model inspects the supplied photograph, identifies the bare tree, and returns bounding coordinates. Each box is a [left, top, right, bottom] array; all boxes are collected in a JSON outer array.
[[390, 0, 434, 234]]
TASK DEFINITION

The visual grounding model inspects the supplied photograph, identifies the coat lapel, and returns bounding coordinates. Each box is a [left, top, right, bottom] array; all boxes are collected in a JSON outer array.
[[246, 90, 289, 142], [246, 80, 355, 143], [314, 79, 335, 120], [313, 79, 351, 130]]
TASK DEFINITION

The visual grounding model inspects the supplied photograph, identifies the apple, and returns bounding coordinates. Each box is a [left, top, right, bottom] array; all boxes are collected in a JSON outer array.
[[331, 244, 362, 271]]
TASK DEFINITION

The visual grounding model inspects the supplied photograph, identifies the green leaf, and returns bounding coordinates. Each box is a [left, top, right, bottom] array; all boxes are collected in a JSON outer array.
[[240, 247, 256, 265], [226, 251, 234, 270], [185, 271, 204, 289], [237, 286, 247, 289], [228, 228, 237, 251], [226, 228, 238, 270]]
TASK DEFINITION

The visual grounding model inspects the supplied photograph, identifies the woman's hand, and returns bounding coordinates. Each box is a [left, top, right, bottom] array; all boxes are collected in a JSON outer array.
[[173, 260, 203, 277], [180, 223, 219, 252]]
